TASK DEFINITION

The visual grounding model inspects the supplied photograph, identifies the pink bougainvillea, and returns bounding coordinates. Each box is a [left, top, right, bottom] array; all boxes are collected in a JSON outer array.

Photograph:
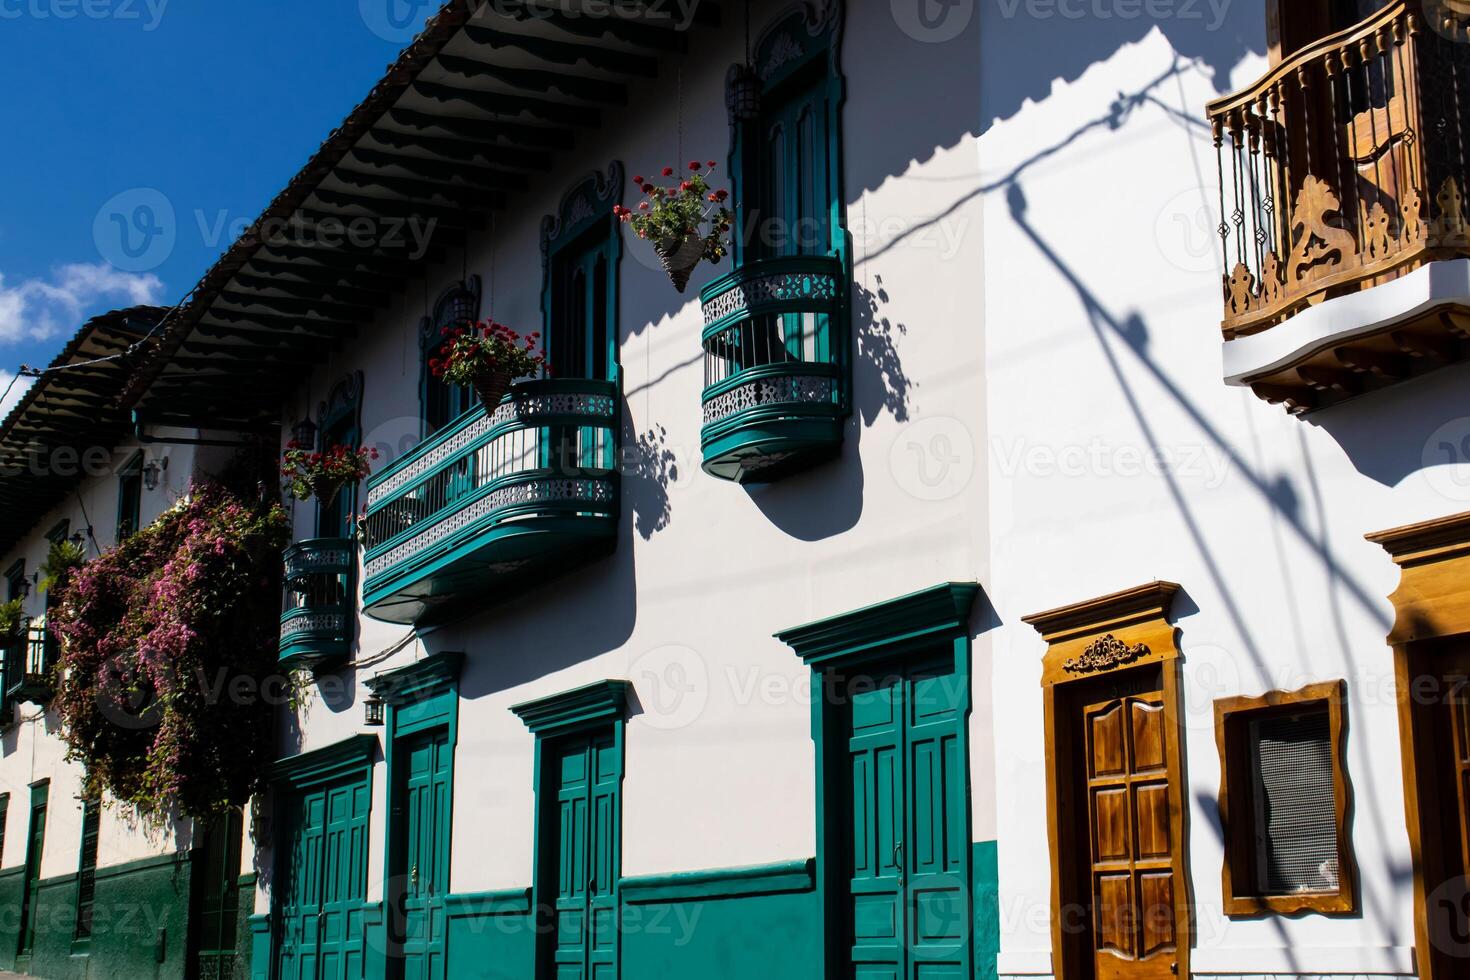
[[49, 481, 290, 823]]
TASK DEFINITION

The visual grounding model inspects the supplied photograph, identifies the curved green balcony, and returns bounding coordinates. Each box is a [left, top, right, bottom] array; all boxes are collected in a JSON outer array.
[[699, 254, 849, 482], [361, 378, 620, 625], [279, 538, 356, 669]]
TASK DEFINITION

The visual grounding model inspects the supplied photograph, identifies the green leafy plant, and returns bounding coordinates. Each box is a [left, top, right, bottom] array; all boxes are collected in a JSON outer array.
[[49, 482, 291, 823], [39, 538, 84, 594], [0, 598, 24, 637], [281, 443, 378, 504]]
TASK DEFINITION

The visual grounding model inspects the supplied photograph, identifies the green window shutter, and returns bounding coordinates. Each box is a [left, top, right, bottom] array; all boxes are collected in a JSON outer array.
[[19, 783, 49, 956], [74, 798, 101, 941]]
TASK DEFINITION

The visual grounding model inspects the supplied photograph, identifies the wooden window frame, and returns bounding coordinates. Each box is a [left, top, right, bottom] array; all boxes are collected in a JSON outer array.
[[1214, 679, 1357, 916], [116, 452, 143, 541]]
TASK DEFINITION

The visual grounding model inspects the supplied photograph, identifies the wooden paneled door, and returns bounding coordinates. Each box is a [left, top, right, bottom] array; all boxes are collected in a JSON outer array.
[[1403, 639, 1470, 960], [545, 730, 621, 980], [1079, 682, 1180, 980], [842, 653, 971, 980], [394, 728, 451, 980], [277, 774, 371, 980]]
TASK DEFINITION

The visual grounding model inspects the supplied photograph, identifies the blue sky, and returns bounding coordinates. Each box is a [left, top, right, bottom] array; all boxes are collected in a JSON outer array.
[[0, 1, 431, 406]]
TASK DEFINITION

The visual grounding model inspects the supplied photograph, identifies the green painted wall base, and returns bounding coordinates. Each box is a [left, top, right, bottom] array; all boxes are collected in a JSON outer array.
[[425, 848, 999, 980], [0, 852, 192, 980]]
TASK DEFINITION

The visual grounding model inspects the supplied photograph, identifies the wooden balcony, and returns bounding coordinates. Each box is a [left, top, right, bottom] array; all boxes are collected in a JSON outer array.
[[698, 255, 849, 482], [278, 538, 356, 669], [1209, 1, 1470, 411], [360, 378, 619, 625]]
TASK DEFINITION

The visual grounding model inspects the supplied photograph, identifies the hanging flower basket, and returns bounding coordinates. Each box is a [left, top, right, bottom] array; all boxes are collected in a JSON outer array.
[[281, 443, 378, 505], [430, 320, 547, 412], [654, 232, 708, 293], [470, 365, 516, 413], [616, 162, 733, 292], [308, 475, 346, 507]]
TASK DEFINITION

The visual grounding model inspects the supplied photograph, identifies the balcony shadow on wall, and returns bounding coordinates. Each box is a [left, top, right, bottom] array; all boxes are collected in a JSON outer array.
[[1304, 359, 1470, 490], [433, 527, 639, 700], [742, 278, 913, 539]]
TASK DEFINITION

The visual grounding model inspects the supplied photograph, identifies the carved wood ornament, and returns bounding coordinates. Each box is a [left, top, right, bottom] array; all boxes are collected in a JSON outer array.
[[1062, 633, 1150, 675]]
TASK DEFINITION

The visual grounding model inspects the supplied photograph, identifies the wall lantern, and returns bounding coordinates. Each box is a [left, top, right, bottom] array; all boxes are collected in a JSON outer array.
[[728, 64, 761, 121], [291, 418, 318, 450], [363, 693, 385, 727], [142, 457, 167, 491]]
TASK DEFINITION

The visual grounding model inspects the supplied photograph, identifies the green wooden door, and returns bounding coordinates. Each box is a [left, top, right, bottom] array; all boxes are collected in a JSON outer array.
[[397, 729, 451, 980], [278, 775, 370, 980], [549, 732, 620, 980], [844, 655, 970, 980], [16, 788, 46, 957]]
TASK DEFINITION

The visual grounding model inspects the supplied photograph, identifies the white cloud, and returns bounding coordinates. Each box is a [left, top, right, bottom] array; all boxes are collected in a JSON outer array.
[[0, 262, 164, 343], [0, 371, 33, 418]]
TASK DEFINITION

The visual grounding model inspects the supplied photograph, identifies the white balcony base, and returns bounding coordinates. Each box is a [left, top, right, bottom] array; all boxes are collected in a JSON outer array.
[[1223, 258, 1470, 387]]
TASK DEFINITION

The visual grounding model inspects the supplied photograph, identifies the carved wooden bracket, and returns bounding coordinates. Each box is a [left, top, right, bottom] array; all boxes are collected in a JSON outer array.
[[1023, 581, 1182, 687]]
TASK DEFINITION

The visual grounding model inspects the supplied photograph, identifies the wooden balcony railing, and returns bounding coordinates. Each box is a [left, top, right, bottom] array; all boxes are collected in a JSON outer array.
[[1209, 1, 1470, 338]]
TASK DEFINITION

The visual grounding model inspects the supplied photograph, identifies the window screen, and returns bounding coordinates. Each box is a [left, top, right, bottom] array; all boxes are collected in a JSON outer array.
[[1249, 709, 1339, 895]]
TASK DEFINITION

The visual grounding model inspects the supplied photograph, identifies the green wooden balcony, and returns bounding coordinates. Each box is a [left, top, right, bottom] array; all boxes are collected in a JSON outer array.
[[3, 621, 57, 704], [699, 254, 849, 482], [279, 538, 356, 669], [361, 378, 620, 625]]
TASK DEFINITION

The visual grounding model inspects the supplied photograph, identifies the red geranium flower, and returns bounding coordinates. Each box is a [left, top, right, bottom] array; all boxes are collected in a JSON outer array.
[[661, 166, 674, 176]]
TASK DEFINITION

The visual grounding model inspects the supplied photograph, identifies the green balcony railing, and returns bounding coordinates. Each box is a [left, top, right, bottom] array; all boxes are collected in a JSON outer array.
[[3, 621, 57, 704], [279, 538, 356, 669], [699, 254, 849, 482], [360, 378, 620, 625]]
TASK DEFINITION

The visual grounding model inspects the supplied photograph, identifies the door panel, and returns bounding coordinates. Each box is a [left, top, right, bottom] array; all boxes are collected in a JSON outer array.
[[399, 729, 451, 980], [587, 735, 619, 980], [1080, 685, 1179, 980], [547, 732, 620, 980], [277, 772, 370, 980], [848, 673, 905, 980], [17, 797, 45, 957], [842, 655, 971, 980]]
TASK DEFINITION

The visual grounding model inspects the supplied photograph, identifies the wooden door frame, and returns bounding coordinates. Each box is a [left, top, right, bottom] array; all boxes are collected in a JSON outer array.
[[775, 582, 981, 980], [1023, 582, 1191, 980], [1368, 510, 1470, 980]]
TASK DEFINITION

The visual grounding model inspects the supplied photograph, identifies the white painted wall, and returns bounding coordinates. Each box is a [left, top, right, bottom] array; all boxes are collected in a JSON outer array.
[[979, 8, 1448, 979], [262, 0, 991, 913]]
